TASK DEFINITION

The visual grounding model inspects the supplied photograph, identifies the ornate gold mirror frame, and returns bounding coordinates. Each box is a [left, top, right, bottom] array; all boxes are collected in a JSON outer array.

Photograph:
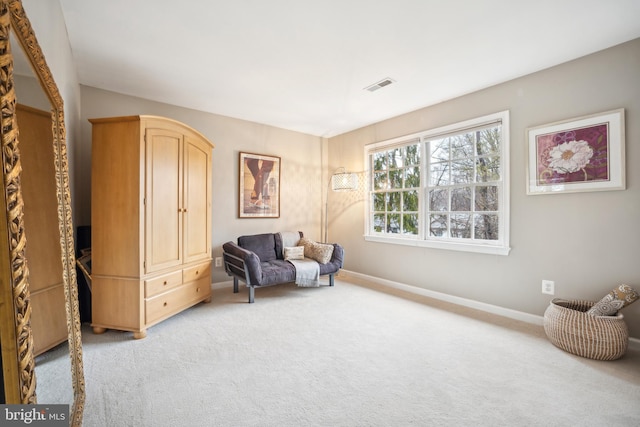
[[0, 1, 85, 425]]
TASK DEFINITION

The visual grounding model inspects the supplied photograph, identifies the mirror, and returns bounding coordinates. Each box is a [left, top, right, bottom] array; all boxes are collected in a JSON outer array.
[[0, 1, 85, 425], [14, 25, 74, 412]]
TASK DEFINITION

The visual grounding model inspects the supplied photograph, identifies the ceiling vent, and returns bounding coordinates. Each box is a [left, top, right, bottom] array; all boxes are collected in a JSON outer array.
[[364, 77, 396, 92]]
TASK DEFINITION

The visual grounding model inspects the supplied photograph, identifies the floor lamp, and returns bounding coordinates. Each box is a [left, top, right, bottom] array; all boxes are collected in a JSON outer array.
[[324, 167, 358, 242]]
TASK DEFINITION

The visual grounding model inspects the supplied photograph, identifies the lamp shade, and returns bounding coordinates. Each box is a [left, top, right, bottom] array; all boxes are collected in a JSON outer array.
[[331, 172, 358, 191]]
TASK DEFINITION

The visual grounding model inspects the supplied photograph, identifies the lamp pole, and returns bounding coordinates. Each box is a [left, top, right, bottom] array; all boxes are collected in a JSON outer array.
[[324, 167, 358, 242], [324, 168, 339, 243]]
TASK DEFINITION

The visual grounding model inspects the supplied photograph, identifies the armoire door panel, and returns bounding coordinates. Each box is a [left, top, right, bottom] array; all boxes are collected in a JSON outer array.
[[184, 137, 211, 263], [145, 129, 183, 273]]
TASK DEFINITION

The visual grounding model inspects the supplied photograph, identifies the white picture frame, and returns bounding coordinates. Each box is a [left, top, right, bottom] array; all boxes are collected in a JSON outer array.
[[526, 109, 625, 195]]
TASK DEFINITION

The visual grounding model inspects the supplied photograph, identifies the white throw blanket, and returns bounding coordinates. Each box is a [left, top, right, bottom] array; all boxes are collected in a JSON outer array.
[[288, 258, 320, 287], [278, 231, 320, 287]]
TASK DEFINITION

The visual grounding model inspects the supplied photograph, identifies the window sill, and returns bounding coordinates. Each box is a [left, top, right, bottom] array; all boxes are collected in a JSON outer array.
[[364, 234, 511, 256]]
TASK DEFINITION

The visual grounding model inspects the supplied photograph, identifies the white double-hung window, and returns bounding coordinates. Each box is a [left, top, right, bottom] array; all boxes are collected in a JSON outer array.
[[365, 111, 510, 255]]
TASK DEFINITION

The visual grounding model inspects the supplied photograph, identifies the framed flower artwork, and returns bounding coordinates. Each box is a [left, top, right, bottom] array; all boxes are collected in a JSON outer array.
[[526, 109, 625, 195]]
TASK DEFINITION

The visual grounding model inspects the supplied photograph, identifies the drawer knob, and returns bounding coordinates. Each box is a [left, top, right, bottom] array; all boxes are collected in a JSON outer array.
[[195, 270, 199, 275], [163, 281, 167, 285], [163, 302, 168, 307]]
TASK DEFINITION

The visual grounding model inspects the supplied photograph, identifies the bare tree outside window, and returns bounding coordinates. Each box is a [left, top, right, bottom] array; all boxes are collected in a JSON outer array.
[[427, 125, 501, 241], [366, 111, 509, 254]]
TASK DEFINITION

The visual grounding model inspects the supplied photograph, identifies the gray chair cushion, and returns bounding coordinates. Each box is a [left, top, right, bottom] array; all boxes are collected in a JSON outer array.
[[238, 233, 277, 262]]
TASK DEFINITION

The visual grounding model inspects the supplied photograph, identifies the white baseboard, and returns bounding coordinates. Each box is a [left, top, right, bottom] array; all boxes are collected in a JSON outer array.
[[339, 270, 544, 325], [337, 270, 640, 350], [212, 273, 640, 350]]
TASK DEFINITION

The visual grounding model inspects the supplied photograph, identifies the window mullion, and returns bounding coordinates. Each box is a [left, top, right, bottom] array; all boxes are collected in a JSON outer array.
[[421, 139, 429, 240]]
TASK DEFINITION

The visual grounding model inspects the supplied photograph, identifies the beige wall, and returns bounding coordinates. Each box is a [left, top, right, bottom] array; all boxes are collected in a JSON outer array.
[[77, 86, 325, 284], [22, 0, 82, 225], [24, 0, 640, 338], [329, 38, 640, 338]]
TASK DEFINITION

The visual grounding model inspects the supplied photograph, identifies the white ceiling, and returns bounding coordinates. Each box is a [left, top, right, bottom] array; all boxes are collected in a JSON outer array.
[[58, 0, 640, 138]]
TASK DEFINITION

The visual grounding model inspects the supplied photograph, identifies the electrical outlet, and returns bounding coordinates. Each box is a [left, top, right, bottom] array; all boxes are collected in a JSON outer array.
[[215, 257, 222, 268], [542, 280, 555, 295]]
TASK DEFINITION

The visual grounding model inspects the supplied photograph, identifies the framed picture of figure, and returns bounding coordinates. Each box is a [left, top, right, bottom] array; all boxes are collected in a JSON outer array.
[[239, 152, 281, 218]]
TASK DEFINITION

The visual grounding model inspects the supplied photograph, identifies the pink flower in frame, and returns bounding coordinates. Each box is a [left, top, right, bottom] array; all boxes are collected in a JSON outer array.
[[547, 140, 593, 175], [536, 123, 609, 186]]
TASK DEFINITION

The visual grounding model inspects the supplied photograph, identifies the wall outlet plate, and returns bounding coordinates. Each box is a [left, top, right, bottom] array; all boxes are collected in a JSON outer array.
[[542, 280, 555, 295], [215, 257, 222, 268]]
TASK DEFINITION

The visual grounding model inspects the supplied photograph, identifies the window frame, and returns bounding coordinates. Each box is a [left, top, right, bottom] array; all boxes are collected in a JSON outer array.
[[370, 139, 422, 236], [364, 111, 511, 256]]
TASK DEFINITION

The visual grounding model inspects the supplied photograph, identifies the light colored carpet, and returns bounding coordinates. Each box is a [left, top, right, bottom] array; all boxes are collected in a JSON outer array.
[[39, 278, 640, 426]]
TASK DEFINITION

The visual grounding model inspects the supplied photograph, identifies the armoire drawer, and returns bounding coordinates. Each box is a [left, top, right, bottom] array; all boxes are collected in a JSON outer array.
[[145, 270, 183, 298], [145, 277, 210, 325], [183, 262, 210, 284]]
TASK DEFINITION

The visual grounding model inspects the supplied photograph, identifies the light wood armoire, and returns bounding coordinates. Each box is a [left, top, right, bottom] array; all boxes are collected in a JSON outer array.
[[17, 104, 68, 355], [90, 115, 214, 339]]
